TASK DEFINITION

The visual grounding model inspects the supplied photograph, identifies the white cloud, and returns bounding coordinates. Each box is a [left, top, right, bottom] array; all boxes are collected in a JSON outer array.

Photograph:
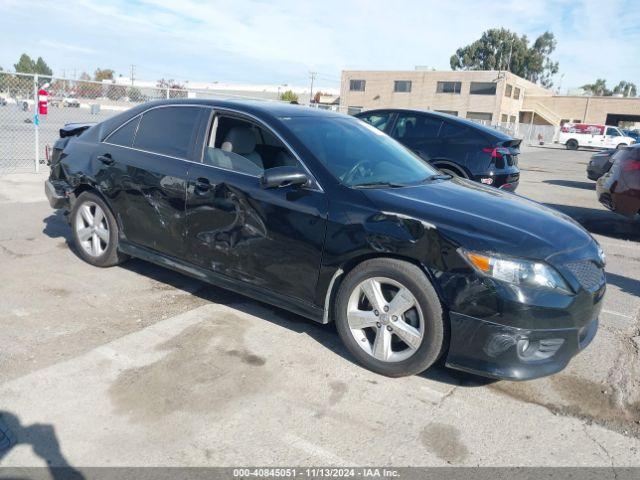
[[1, 0, 638, 90]]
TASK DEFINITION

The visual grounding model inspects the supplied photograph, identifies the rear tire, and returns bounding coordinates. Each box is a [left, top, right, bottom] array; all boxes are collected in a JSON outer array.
[[566, 139, 578, 150], [334, 258, 446, 377], [70, 191, 128, 267]]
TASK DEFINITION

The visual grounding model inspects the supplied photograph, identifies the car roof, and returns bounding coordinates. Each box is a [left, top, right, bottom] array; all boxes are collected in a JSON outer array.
[[134, 98, 346, 120], [356, 108, 513, 140]]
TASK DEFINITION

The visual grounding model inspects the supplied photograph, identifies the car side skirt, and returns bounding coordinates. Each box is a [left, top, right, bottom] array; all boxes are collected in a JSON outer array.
[[118, 240, 325, 323]]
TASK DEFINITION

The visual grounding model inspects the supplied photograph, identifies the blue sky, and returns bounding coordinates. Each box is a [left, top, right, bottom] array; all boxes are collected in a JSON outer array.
[[1, 0, 639, 91]]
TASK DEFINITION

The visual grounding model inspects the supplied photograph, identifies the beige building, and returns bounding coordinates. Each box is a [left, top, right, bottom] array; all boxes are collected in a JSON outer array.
[[340, 69, 640, 127]]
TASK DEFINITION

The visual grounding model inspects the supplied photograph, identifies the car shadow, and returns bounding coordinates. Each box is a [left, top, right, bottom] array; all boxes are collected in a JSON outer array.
[[0, 410, 84, 479], [121, 259, 493, 388], [543, 180, 595, 191], [606, 271, 640, 298], [544, 203, 640, 242]]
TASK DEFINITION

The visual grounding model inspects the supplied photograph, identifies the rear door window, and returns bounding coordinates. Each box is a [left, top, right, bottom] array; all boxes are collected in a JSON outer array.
[[439, 122, 487, 146], [106, 116, 140, 147], [393, 114, 442, 141], [134, 106, 205, 159]]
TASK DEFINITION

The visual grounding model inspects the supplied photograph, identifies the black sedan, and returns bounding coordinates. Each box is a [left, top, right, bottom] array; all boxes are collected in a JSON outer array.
[[356, 109, 521, 191], [587, 149, 615, 181], [45, 100, 605, 380]]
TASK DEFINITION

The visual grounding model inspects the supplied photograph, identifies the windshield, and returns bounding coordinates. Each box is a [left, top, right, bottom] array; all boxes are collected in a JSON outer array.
[[282, 116, 439, 187]]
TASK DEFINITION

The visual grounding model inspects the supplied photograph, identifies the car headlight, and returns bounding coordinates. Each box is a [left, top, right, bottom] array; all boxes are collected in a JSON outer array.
[[460, 249, 571, 293], [596, 244, 606, 266]]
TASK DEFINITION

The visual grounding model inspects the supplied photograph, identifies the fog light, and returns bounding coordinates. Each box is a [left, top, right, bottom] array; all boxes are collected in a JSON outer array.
[[517, 338, 565, 361], [480, 177, 494, 185]]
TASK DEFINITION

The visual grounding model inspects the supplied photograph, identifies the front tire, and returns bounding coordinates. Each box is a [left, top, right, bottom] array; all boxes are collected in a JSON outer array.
[[616, 143, 627, 149], [70, 191, 128, 267], [334, 258, 446, 377]]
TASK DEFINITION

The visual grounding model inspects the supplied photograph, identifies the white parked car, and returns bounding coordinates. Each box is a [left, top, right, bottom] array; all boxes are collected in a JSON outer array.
[[558, 123, 635, 150], [62, 97, 80, 108]]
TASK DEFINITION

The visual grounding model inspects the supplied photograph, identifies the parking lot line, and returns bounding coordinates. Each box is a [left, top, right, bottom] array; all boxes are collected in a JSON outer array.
[[602, 309, 634, 319]]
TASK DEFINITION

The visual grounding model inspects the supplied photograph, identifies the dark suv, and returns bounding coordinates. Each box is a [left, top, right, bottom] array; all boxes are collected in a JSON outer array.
[[356, 109, 521, 191]]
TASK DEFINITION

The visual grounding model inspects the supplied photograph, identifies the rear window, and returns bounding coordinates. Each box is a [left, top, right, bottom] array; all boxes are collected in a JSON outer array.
[[394, 114, 442, 140], [439, 122, 487, 145], [134, 106, 204, 158]]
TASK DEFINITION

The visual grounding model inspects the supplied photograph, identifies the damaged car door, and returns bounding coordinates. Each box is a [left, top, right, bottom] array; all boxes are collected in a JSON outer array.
[[184, 110, 328, 305], [100, 105, 209, 257]]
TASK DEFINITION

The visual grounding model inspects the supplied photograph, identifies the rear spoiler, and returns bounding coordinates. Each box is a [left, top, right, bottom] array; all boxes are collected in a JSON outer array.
[[497, 138, 522, 149], [59, 122, 96, 138]]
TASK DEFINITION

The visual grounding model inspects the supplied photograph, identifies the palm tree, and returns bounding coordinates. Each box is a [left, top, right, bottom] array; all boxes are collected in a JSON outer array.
[[613, 81, 637, 97], [581, 79, 610, 96]]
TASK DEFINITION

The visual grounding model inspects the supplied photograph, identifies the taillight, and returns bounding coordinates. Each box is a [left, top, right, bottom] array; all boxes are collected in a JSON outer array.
[[482, 147, 509, 168], [622, 160, 640, 172]]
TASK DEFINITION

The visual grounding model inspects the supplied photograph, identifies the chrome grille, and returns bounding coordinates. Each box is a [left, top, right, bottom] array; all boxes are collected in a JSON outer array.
[[566, 260, 605, 291]]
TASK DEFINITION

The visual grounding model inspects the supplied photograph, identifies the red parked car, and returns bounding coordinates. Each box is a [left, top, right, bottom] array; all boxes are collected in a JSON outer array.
[[597, 144, 640, 217]]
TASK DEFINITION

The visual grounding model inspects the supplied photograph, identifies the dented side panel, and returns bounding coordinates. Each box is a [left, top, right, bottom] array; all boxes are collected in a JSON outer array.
[[95, 145, 190, 257], [185, 163, 328, 304]]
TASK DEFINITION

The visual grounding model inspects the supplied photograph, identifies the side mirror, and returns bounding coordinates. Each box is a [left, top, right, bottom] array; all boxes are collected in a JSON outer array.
[[260, 166, 309, 189]]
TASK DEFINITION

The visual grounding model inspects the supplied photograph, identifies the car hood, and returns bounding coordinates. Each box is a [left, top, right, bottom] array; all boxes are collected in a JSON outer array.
[[362, 177, 594, 261]]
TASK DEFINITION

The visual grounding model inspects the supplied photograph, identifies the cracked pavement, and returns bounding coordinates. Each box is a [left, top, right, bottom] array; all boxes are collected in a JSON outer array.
[[0, 147, 639, 468]]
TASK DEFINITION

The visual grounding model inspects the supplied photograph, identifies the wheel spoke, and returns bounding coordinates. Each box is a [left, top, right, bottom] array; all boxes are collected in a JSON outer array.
[[388, 287, 415, 317], [95, 227, 109, 242], [347, 309, 378, 330], [360, 278, 385, 311], [393, 319, 422, 350], [372, 326, 392, 361], [91, 233, 102, 256], [81, 205, 94, 226], [93, 207, 105, 227], [77, 227, 93, 242]]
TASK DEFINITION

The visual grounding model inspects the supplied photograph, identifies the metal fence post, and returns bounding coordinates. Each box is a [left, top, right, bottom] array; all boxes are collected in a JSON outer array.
[[33, 73, 39, 173]]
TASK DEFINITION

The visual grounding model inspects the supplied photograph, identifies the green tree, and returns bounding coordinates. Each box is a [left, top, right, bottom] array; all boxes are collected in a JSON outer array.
[[612, 80, 637, 97], [94, 68, 115, 81], [34, 57, 52, 76], [450, 28, 559, 88], [13, 54, 52, 75], [14, 53, 36, 73], [280, 89, 299, 103], [581, 79, 611, 96]]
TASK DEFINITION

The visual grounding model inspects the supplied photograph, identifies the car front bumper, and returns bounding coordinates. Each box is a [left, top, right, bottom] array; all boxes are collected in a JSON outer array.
[[445, 312, 598, 381]]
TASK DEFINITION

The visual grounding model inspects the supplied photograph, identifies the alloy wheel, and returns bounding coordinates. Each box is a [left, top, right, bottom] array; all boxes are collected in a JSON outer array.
[[75, 201, 109, 257], [346, 277, 425, 362]]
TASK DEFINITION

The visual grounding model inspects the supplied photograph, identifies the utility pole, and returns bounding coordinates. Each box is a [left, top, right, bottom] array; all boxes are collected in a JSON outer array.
[[309, 71, 317, 104], [130, 64, 136, 86]]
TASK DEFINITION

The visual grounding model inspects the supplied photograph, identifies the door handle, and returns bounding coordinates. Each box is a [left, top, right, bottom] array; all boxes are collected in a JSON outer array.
[[194, 177, 211, 194], [97, 154, 114, 165]]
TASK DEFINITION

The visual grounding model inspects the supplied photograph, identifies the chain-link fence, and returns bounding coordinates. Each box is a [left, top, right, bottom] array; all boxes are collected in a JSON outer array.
[[0, 72, 302, 174], [0, 71, 562, 174], [467, 118, 559, 146]]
